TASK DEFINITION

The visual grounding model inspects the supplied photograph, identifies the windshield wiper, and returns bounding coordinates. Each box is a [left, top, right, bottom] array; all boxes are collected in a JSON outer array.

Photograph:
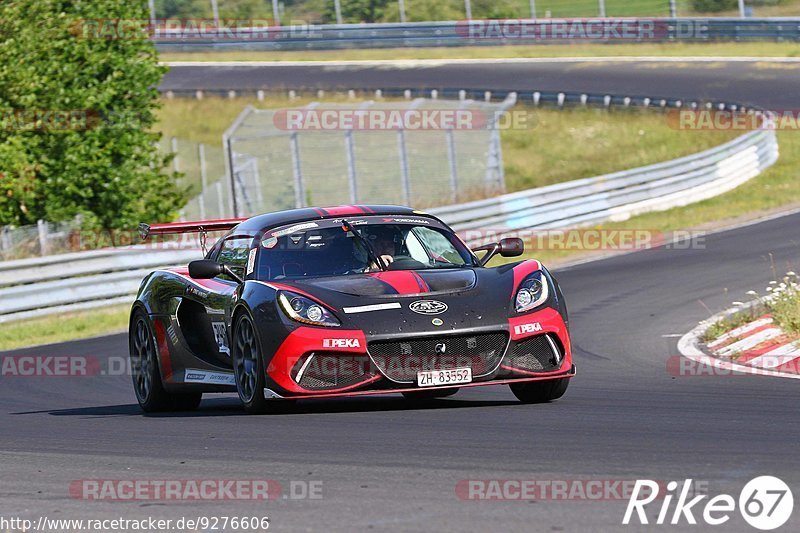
[[341, 219, 387, 272]]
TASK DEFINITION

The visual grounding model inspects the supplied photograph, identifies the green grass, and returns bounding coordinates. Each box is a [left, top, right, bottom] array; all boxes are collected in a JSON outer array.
[[0, 305, 130, 352], [159, 42, 800, 63], [769, 273, 800, 335]]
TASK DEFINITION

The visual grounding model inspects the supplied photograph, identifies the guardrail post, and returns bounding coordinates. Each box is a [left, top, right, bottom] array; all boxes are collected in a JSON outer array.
[[37, 220, 49, 256], [397, 128, 412, 205], [198, 143, 207, 220], [290, 132, 306, 208]]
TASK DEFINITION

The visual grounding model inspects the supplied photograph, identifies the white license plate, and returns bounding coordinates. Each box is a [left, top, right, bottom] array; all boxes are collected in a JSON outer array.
[[417, 367, 473, 388]]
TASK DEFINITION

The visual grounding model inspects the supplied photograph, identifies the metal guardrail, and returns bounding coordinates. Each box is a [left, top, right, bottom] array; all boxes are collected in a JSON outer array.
[[154, 18, 800, 52], [431, 128, 779, 239], [0, 90, 780, 322], [0, 248, 201, 323]]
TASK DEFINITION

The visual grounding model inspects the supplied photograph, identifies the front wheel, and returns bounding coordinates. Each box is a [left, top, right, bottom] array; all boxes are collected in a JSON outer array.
[[130, 309, 202, 412], [510, 378, 569, 404], [232, 313, 271, 415]]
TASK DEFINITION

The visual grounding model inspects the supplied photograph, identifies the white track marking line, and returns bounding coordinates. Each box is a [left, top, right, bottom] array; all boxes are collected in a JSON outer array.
[[717, 328, 782, 356], [707, 317, 773, 349]]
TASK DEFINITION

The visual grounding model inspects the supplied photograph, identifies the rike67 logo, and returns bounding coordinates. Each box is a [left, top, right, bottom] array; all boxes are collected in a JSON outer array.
[[624, 477, 794, 530]]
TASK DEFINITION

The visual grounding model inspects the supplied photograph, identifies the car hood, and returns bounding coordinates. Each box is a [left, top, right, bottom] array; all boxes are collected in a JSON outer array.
[[292, 269, 478, 298]]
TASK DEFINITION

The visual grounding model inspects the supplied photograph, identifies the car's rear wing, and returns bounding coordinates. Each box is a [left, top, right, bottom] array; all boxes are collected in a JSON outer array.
[[138, 218, 249, 240]]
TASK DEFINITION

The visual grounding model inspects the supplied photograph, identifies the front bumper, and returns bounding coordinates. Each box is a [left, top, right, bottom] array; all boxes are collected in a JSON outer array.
[[266, 306, 573, 397]]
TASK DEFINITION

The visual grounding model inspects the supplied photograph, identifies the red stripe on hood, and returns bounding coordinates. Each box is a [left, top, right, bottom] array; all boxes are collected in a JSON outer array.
[[369, 271, 430, 295]]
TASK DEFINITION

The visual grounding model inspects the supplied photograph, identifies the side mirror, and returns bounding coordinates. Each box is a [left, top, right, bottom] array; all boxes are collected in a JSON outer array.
[[474, 237, 525, 266], [499, 237, 524, 257], [188, 259, 224, 279]]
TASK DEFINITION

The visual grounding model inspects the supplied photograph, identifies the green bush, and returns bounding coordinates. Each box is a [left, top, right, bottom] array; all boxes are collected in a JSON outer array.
[[0, 0, 184, 230]]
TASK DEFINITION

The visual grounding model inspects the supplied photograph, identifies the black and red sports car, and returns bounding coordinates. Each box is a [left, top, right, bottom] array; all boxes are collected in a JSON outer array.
[[130, 205, 575, 413]]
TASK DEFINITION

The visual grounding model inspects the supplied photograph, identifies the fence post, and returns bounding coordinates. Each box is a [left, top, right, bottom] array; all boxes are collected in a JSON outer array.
[[669, 0, 677, 17], [290, 132, 306, 208], [464, 0, 472, 20], [398, 0, 407, 23], [210, 0, 220, 27], [272, 0, 281, 26], [216, 181, 225, 219], [738, 0, 746, 18], [251, 158, 264, 211], [345, 129, 359, 203], [148, 0, 156, 25], [529, 0, 536, 19], [37, 219, 49, 256], [0, 226, 10, 255], [598, 0, 606, 17], [334, 0, 344, 24], [446, 128, 459, 203], [223, 106, 254, 218], [397, 129, 411, 205], [198, 143, 208, 220], [171, 137, 180, 173]]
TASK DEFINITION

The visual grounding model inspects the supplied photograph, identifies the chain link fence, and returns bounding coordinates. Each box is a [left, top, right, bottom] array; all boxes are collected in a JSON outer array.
[[221, 96, 515, 217], [148, 1, 796, 24]]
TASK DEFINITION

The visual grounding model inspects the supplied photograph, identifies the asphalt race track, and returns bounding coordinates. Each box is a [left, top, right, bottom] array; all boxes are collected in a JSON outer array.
[[1, 60, 799, 531], [161, 59, 800, 109], [2, 211, 800, 531]]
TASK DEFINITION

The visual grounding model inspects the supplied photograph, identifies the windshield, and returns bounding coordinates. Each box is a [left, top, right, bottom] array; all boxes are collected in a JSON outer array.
[[255, 218, 476, 280]]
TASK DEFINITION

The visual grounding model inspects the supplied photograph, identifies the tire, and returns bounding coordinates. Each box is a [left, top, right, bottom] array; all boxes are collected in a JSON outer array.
[[510, 378, 569, 404], [232, 312, 272, 415], [402, 387, 460, 401], [130, 309, 202, 412]]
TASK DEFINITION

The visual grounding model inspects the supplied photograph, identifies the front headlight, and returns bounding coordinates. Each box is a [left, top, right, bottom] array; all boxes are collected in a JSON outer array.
[[278, 291, 340, 327], [515, 271, 549, 313]]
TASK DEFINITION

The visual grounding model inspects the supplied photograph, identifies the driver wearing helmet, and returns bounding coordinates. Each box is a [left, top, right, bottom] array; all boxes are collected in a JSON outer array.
[[367, 226, 401, 270]]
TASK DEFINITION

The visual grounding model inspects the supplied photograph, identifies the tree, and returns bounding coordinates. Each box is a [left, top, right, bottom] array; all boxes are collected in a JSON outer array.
[[0, 0, 184, 230]]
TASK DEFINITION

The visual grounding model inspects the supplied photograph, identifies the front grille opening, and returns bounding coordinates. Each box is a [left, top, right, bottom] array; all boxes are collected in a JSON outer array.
[[505, 334, 563, 373], [368, 332, 509, 383], [293, 353, 378, 391]]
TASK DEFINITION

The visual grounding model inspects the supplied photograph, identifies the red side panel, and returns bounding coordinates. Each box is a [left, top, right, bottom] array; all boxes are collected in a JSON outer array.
[[167, 267, 237, 294], [317, 205, 370, 217], [268, 327, 371, 394], [512, 260, 541, 292]]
